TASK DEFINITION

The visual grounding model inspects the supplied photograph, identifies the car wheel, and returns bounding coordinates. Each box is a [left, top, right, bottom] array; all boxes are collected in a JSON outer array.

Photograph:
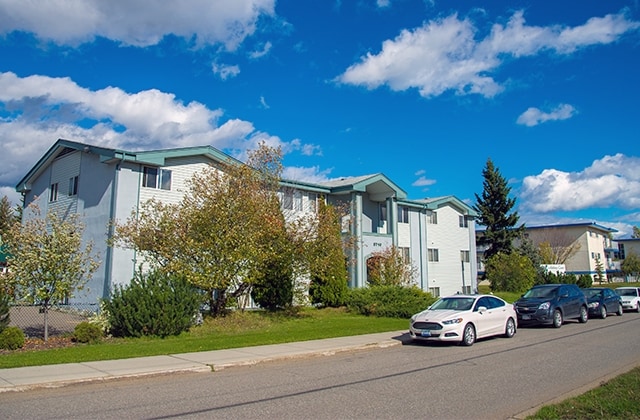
[[552, 309, 563, 328], [460, 323, 476, 346], [636, 302, 640, 313], [579, 305, 588, 323], [599, 305, 607, 319], [616, 304, 623, 316], [504, 317, 516, 338]]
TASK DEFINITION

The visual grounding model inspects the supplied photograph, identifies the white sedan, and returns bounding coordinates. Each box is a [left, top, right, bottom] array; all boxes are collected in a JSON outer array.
[[409, 294, 517, 346]]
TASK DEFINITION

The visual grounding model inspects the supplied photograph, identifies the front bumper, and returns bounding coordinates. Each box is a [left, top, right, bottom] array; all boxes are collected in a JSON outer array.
[[409, 323, 463, 342]]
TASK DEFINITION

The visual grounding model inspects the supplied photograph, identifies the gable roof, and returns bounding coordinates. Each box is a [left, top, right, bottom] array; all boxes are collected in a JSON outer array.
[[319, 173, 407, 200], [16, 139, 243, 193], [404, 195, 478, 217]]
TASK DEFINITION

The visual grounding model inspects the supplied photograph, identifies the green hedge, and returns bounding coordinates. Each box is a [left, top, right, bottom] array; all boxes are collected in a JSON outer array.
[[347, 285, 435, 318]]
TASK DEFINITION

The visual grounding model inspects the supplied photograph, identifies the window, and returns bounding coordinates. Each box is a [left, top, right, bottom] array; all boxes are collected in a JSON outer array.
[[294, 191, 303, 211], [281, 190, 293, 210], [307, 193, 317, 213], [427, 211, 437, 224], [143, 166, 172, 190], [459, 215, 468, 228], [429, 287, 440, 297], [460, 250, 470, 262], [49, 183, 58, 202], [398, 206, 409, 223], [379, 203, 387, 222], [399, 247, 410, 263], [68, 176, 78, 196], [428, 248, 439, 262]]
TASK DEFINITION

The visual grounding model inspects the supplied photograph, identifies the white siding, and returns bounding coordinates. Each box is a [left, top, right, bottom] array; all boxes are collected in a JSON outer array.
[[425, 206, 472, 296]]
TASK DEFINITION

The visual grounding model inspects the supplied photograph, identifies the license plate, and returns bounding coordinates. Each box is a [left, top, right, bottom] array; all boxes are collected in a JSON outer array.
[[522, 315, 531, 320], [421, 330, 431, 337]]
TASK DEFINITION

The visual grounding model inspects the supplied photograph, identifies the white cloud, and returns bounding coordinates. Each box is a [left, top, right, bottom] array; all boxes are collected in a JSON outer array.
[[519, 154, 640, 213], [376, 0, 391, 8], [260, 96, 270, 109], [212, 63, 241, 80], [249, 41, 272, 59], [516, 104, 577, 126], [412, 176, 436, 187], [0, 72, 312, 186], [337, 10, 639, 98], [0, 0, 276, 50], [282, 166, 333, 184]]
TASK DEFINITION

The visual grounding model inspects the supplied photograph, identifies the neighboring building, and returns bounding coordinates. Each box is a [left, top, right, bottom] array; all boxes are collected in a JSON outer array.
[[616, 238, 640, 281], [477, 222, 619, 282], [0, 244, 8, 274], [16, 139, 478, 307]]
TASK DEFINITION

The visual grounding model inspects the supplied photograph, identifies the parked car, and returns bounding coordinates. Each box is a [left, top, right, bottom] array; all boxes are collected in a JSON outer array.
[[409, 294, 517, 346], [615, 287, 640, 313], [582, 287, 623, 319], [514, 284, 588, 328]]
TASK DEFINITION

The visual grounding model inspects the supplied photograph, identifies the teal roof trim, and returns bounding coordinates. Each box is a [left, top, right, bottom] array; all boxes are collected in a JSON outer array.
[[16, 139, 120, 192], [124, 146, 242, 167], [16, 139, 244, 193], [402, 195, 478, 217], [323, 174, 407, 199]]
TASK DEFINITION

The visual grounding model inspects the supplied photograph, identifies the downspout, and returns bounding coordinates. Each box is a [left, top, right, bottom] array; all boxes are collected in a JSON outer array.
[[104, 155, 125, 300]]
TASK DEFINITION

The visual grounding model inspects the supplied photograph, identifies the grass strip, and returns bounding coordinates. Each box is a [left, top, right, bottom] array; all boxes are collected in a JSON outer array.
[[0, 308, 407, 369]]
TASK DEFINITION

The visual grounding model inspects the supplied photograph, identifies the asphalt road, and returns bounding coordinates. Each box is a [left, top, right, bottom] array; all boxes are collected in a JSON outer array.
[[1, 313, 639, 420]]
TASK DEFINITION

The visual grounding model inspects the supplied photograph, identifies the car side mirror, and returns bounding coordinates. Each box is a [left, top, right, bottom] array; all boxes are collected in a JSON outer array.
[[478, 306, 487, 313]]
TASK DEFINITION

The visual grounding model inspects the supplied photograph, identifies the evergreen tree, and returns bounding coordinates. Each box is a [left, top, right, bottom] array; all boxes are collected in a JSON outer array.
[[632, 226, 640, 239], [474, 158, 524, 260], [0, 195, 17, 239]]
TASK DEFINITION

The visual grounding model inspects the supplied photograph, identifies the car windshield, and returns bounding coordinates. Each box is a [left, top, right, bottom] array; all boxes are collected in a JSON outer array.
[[430, 297, 475, 311], [584, 289, 603, 299], [523, 287, 558, 299], [616, 289, 638, 297]]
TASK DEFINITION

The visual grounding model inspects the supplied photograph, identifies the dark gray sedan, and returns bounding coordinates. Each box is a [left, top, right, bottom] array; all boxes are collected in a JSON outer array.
[[582, 287, 623, 319]]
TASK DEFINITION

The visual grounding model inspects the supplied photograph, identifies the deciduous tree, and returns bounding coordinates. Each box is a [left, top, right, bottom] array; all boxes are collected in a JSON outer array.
[[114, 143, 286, 316], [5, 204, 100, 340], [621, 251, 640, 281], [366, 246, 417, 287], [485, 252, 536, 293], [474, 158, 523, 260]]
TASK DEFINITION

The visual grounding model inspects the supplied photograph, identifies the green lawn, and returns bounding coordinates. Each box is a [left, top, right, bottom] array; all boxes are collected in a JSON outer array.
[[527, 366, 640, 419], [0, 307, 408, 369]]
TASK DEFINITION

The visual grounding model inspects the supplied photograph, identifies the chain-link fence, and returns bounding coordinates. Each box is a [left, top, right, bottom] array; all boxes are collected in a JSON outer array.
[[8, 303, 97, 339]]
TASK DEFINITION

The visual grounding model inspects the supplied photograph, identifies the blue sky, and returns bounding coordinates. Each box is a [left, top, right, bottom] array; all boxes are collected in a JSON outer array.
[[0, 0, 639, 237]]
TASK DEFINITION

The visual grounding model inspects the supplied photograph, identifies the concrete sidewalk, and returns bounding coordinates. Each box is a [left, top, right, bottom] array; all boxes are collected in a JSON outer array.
[[0, 330, 409, 393]]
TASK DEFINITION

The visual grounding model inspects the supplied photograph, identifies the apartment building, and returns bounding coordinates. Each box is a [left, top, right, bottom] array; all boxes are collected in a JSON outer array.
[[477, 222, 619, 281], [16, 139, 478, 307]]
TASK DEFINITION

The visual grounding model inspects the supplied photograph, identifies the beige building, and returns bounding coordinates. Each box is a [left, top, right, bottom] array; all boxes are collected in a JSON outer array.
[[477, 222, 619, 282]]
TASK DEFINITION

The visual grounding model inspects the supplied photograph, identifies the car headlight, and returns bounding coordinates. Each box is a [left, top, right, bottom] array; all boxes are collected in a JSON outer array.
[[588, 302, 599, 308], [538, 302, 550, 310], [442, 318, 463, 325]]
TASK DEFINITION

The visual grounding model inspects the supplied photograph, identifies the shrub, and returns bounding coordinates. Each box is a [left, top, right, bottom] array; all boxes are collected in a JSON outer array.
[[577, 274, 593, 288], [251, 236, 295, 311], [103, 270, 202, 338], [73, 321, 103, 344], [0, 326, 24, 350], [347, 285, 435, 318], [486, 252, 536, 293]]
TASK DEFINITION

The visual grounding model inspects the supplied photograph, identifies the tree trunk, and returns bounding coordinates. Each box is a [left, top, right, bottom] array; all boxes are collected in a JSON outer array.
[[42, 303, 49, 342], [210, 289, 228, 317]]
